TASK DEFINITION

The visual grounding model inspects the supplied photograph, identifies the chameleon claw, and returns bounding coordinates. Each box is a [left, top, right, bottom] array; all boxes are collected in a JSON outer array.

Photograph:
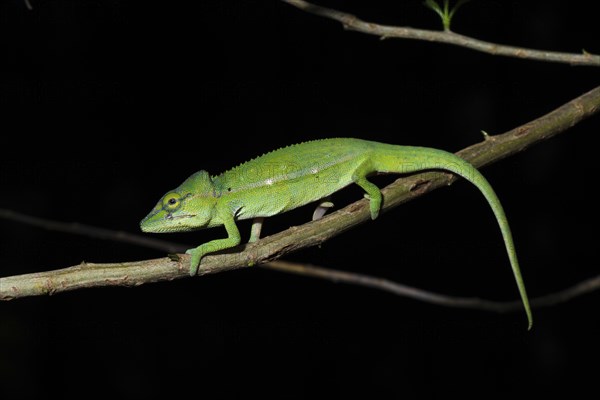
[[189, 261, 200, 276], [187, 248, 201, 276]]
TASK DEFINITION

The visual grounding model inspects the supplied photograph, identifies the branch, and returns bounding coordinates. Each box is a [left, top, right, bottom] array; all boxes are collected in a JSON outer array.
[[1, 85, 600, 301], [265, 260, 600, 312], [0, 208, 185, 254], [3, 208, 600, 312], [281, 0, 600, 67]]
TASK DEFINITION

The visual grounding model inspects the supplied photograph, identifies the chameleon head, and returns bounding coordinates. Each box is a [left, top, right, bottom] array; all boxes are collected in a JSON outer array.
[[140, 170, 217, 233]]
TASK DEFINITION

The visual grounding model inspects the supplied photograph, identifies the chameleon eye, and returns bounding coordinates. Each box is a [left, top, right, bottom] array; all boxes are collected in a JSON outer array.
[[163, 193, 181, 210]]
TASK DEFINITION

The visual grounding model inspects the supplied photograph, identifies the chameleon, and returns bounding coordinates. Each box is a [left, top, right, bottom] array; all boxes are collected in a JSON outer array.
[[140, 138, 532, 329]]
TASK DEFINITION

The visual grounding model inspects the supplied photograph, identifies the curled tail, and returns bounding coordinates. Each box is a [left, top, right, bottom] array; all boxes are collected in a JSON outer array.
[[369, 143, 532, 329]]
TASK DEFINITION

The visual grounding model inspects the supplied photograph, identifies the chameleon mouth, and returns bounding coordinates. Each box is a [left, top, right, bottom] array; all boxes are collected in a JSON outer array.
[[140, 210, 196, 233]]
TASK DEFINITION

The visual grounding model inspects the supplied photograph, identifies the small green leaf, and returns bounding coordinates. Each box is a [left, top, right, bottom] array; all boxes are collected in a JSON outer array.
[[424, 0, 471, 31], [424, 0, 445, 19], [449, 0, 470, 20]]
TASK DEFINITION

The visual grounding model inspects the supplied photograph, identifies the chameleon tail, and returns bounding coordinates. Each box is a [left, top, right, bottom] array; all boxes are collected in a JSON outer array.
[[372, 144, 533, 330]]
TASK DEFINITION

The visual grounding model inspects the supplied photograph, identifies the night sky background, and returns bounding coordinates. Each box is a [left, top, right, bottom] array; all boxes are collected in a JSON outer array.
[[1, 0, 599, 398]]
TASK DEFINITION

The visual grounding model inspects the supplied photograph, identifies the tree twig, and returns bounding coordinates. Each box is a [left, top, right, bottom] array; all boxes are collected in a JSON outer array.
[[265, 260, 600, 312], [1, 85, 600, 302], [0, 208, 186, 254], [281, 0, 600, 67]]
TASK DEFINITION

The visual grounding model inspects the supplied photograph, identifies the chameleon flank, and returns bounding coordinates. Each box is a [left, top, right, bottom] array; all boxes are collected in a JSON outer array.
[[140, 138, 532, 329]]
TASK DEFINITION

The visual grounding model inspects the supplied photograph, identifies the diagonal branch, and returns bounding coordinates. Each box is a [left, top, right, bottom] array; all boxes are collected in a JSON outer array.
[[2, 208, 600, 312], [281, 0, 600, 67], [1, 85, 600, 302]]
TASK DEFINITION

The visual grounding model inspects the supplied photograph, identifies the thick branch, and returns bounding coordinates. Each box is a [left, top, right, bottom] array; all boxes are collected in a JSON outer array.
[[1, 85, 600, 300], [3, 210, 600, 311], [281, 0, 600, 67]]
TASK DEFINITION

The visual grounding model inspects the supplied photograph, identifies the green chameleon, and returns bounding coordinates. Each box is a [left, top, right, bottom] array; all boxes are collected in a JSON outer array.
[[140, 138, 532, 328]]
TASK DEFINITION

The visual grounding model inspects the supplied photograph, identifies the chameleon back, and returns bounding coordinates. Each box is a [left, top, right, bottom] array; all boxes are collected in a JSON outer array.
[[212, 138, 371, 218]]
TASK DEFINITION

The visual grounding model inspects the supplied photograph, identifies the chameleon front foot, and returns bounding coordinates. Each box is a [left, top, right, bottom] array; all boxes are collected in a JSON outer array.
[[248, 217, 265, 243], [185, 225, 242, 276], [186, 247, 204, 276]]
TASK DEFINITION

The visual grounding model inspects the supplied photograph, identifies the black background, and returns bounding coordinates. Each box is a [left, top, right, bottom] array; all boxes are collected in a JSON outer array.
[[1, 0, 599, 398]]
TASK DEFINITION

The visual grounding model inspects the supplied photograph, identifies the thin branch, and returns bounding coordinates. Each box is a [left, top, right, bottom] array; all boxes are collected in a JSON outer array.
[[3, 208, 600, 311], [0, 208, 186, 254], [281, 0, 600, 67], [1, 85, 600, 301], [265, 260, 600, 312]]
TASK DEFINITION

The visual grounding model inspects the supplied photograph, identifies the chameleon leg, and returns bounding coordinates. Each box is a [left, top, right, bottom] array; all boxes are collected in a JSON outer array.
[[248, 217, 264, 243], [186, 210, 241, 276], [353, 176, 382, 220], [312, 198, 334, 221]]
